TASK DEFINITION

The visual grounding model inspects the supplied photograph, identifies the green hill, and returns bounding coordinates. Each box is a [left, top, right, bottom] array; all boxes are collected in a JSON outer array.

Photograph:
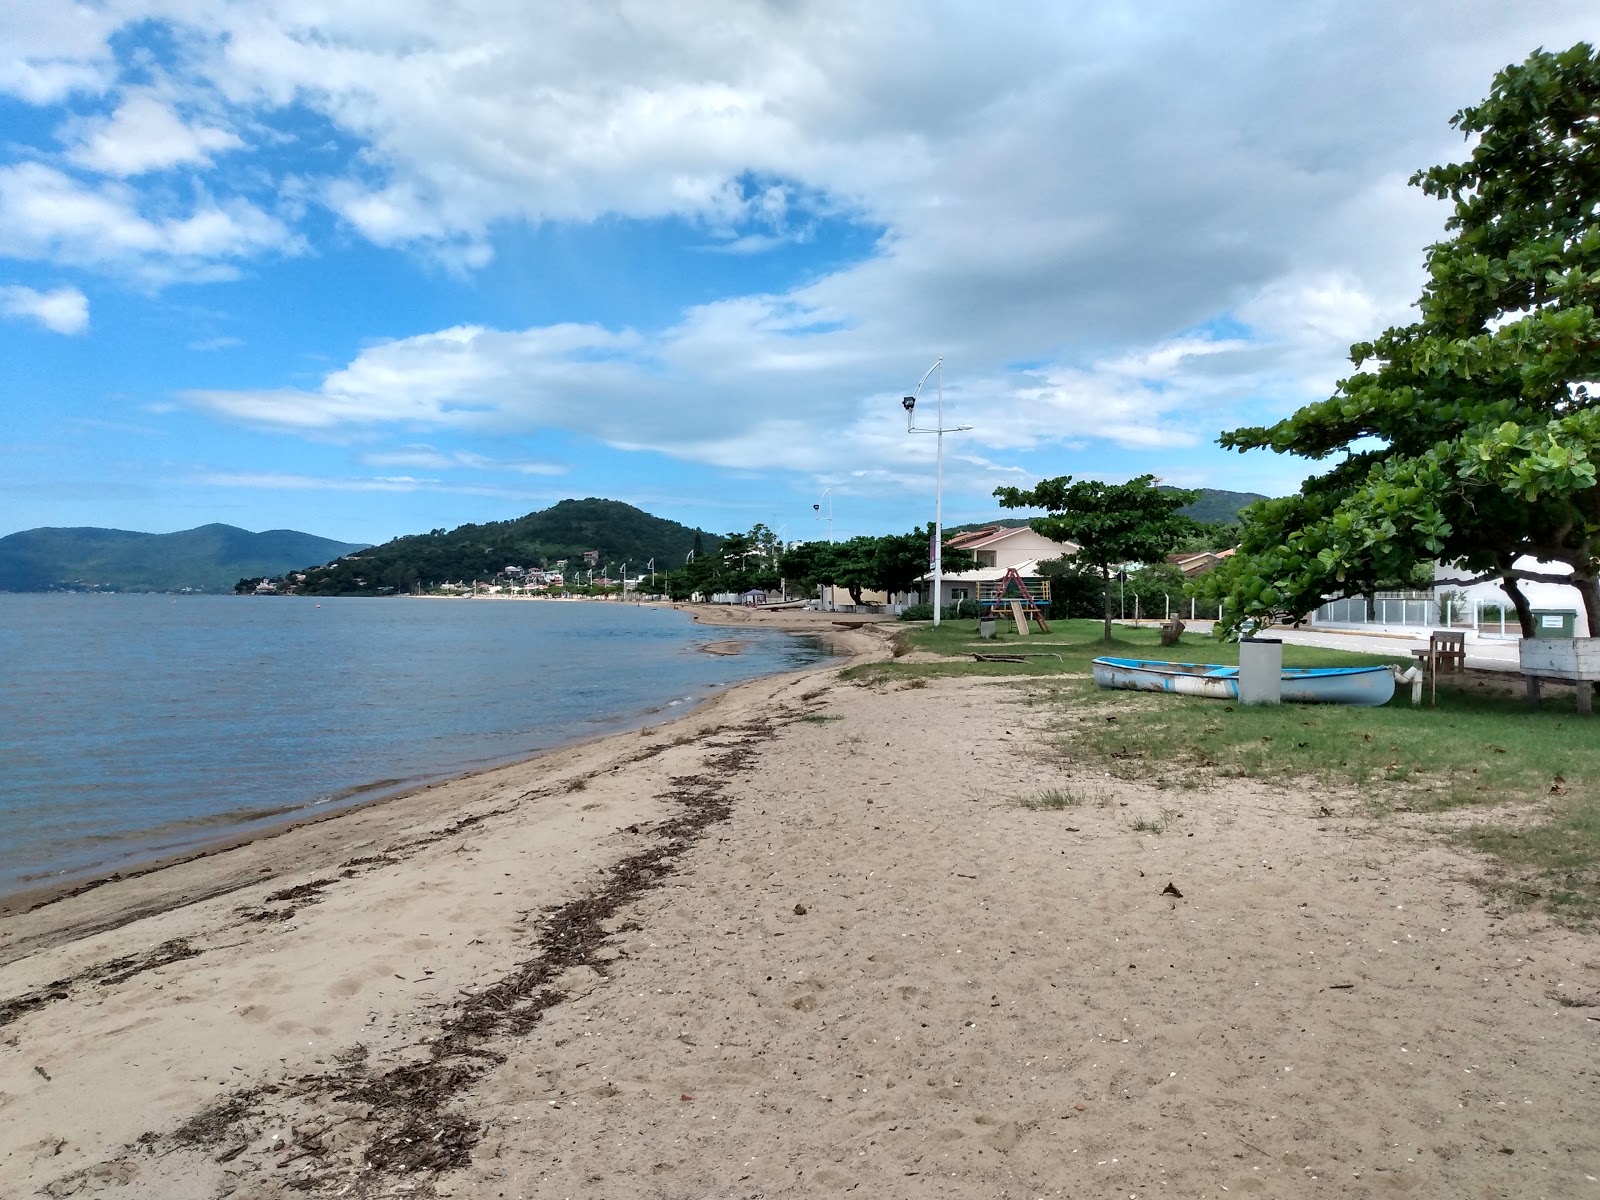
[[286, 498, 721, 595], [947, 488, 1268, 535], [0, 524, 370, 593], [1167, 487, 1268, 525]]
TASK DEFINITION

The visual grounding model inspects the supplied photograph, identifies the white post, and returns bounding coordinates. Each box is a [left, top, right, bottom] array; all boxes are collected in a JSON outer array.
[[934, 372, 944, 628], [904, 359, 970, 629]]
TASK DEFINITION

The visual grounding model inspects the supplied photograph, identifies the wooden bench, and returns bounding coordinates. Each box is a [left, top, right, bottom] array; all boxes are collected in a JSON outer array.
[[1412, 631, 1466, 705]]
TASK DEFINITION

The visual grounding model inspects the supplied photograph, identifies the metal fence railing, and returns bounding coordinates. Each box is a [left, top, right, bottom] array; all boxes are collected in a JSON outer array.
[[1313, 595, 1517, 635]]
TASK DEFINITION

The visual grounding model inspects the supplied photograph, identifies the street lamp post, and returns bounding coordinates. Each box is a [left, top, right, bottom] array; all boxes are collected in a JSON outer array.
[[812, 488, 834, 543], [903, 358, 972, 628]]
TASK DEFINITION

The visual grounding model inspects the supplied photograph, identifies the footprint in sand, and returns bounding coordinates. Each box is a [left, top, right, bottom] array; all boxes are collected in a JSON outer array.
[[327, 974, 364, 999]]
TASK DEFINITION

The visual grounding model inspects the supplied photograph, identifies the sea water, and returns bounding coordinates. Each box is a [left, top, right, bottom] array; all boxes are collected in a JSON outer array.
[[0, 595, 831, 895]]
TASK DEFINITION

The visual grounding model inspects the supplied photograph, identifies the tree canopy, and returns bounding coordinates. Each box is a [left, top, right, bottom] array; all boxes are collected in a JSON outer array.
[[993, 474, 1198, 640], [1203, 44, 1600, 637], [778, 528, 975, 607]]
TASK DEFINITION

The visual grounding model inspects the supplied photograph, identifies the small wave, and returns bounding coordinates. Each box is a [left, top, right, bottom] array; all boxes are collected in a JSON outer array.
[[310, 777, 412, 806]]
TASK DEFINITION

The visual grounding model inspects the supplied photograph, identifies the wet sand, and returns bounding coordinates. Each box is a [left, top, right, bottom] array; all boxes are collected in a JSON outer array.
[[1, 606, 1597, 1198]]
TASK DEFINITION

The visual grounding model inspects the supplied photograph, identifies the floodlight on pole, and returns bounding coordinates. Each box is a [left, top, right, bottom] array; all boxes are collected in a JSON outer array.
[[903, 357, 972, 628], [812, 488, 834, 543]]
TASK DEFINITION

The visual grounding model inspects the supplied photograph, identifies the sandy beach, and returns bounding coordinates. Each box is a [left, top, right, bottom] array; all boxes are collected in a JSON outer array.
[[2, 606, 1597, 1199]]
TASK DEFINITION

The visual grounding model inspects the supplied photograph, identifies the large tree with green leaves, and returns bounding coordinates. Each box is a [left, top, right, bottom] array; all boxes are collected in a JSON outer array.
[[778, 529, 975, 607], [1206, 43, 1600, 638], [993, 475, 1198, 640]]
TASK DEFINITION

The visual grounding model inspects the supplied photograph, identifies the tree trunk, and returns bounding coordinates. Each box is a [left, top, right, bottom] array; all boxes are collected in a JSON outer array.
[[1497, 557, 1536, 638], [1574, 572, 1600, 641], [1101, 566, 1114, 642]]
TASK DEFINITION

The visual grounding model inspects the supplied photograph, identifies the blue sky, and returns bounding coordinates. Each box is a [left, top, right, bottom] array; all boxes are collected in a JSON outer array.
[[2, 2, 1595, 545]]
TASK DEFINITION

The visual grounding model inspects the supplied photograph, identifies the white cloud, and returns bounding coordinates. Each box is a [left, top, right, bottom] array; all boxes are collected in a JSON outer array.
[[0, 163, 298, 284], [193, 469, 559, 500], [358, 445, 567, 474], [7, 1, 1597, 494], [0, 284, 88, 334], [0, 1, 121, 103], [64, 88, 243, 177]]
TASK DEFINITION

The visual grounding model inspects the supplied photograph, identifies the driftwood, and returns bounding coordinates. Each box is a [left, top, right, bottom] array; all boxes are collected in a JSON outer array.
[[971, 652, 1065, 663]]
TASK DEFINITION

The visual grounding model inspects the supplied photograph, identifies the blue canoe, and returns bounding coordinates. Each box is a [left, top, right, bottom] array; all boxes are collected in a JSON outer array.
[[1091, 656, 1395, 706]]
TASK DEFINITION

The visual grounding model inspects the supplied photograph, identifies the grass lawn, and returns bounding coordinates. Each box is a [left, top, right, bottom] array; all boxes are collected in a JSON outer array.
[[873, 616, 1600, 925]]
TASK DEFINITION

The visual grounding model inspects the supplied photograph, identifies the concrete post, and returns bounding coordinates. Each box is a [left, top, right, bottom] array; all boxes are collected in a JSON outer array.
[[1238, 637, 1283, 706]]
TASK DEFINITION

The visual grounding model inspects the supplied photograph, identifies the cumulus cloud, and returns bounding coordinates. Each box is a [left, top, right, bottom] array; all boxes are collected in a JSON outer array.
[[5, 1, 1596, 494], [0, 284, 89, 334], [0, 163, 298, 284], [63, 88, 243, 176]]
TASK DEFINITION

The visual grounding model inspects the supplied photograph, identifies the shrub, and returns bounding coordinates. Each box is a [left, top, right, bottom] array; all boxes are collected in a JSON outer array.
[[898, 600, 985, 622]]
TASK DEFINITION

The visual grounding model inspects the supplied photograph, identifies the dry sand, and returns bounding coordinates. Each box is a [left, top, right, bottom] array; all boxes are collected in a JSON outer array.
[[2, 607, 1597, 1199]]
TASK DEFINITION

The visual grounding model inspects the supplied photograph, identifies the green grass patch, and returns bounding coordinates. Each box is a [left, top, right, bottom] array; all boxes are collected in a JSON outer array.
[[1016, 786, 1089, 810], [1127, 805, 1184, 834], [1036, 672, 1600, 925], [1050, 681, 1590, 805], [1460, 796, 1600, 924], [868, 619, 1402, 683], [794, 713, 843, 724]]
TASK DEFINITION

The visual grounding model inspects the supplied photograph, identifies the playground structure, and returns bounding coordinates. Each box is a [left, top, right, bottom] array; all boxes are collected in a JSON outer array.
[[979, 568, 1051, 635]]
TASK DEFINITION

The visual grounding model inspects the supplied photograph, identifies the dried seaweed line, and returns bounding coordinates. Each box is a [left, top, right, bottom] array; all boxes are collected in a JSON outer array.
[[108, 718, 778, 1196]]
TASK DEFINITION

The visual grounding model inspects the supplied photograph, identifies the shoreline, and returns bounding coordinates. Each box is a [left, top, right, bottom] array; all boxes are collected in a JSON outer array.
[[0, 606, 883, 951], [2, 610, 1597, 1197]]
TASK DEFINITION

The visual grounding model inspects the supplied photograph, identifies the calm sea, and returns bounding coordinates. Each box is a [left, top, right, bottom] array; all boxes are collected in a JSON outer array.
[[0, 595, 831, 896]]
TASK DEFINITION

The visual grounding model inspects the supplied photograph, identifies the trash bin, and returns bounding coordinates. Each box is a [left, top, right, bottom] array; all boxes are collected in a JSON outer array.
[[1237, 637, 1283, 706], [1530, 609, 1579, 638], [978, 613, 997, 639]]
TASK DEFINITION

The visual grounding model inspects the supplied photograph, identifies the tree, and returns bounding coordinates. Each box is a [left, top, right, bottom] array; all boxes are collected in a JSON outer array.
[[870, 527, 975, 599], [778, 530, 975, 607], [778, 540, 837, 597], [993, 475, 1199, 640], [1209, 44, 1600, 637]]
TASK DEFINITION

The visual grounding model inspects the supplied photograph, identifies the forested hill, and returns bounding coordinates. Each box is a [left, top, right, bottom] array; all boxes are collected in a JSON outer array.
[[1167, 487, 1268, 525], [0, 524, 369, 593], [285, 498, 720, 595], [946, 487, 1268, 534]]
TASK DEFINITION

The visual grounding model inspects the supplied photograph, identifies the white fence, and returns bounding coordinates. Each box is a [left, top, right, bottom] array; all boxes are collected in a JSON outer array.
[[1314, 594, 1518, 635]]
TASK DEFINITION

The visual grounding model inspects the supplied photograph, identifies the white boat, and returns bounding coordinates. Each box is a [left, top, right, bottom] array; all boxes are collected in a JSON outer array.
[[1091, 656, 1395, 706]]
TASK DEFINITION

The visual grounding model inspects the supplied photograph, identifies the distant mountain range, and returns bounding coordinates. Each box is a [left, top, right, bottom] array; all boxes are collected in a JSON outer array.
[[278, 498, 721, 595], [6, 486, 1269, 597], [946, 487, 1267, 535], [0, 525, 370, 593]]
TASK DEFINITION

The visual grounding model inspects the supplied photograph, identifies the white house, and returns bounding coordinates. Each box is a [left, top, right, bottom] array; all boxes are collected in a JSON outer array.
[[1309, 555, 1592, 638], [919, 525, 1078, 608], [1435, 557, 1591, 637]]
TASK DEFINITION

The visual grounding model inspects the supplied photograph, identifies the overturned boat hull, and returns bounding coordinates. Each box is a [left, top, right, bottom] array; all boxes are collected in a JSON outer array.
[[1091, 657, 1395, 706]]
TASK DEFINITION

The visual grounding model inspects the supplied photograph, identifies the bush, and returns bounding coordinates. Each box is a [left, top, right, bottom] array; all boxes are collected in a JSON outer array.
[[898, 600, 985, 622]]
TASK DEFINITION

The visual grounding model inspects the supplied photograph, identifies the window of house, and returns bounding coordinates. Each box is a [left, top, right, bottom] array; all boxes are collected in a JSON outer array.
[[951, 588, 969, 600], [976, 550, 997, 567]]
